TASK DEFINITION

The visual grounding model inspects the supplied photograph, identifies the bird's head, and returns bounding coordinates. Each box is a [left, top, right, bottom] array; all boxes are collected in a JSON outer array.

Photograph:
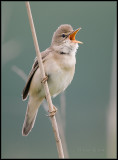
[[51, 24, 83, 54]]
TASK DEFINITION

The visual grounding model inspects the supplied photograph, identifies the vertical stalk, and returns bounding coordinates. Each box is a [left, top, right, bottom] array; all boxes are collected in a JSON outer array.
[[25, 2, 64, 158]]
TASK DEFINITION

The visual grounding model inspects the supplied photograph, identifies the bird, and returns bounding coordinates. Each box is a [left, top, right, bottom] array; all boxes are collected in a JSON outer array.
[[22, 24, 83, 136]]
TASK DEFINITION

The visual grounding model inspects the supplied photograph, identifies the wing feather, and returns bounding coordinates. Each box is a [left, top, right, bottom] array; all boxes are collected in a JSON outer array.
[[22, 48, 51, 100], [22, 58, 39, 100]]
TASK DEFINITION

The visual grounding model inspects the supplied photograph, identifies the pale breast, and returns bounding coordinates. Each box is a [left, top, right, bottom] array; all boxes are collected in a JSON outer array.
[[29, 51, 76, 98], [45, 53, 76, 97]]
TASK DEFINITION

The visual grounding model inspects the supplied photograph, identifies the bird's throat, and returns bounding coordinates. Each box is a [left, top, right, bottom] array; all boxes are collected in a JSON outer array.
[[53, 40, 79, 55]]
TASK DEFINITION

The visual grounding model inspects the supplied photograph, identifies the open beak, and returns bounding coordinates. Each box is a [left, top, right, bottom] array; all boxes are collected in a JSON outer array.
[[69, 28, 83, 44]]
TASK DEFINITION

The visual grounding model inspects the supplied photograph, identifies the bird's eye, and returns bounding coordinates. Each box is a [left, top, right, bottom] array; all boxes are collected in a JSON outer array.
[[62, 34, 66, 38]]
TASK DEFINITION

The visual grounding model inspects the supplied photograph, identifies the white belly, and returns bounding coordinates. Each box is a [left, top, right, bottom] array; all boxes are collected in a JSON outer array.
[[30, 53, 76, 99], [48, 68, 74, 97], [30, 63, 75, 99]]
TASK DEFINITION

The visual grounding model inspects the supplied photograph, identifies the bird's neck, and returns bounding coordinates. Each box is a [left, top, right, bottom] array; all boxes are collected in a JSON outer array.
[[51, 41, 79, 55]]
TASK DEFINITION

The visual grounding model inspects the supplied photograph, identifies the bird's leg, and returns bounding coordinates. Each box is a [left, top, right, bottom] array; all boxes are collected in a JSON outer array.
[[41, 75, 48, 84], [48, 105, 58, 117]]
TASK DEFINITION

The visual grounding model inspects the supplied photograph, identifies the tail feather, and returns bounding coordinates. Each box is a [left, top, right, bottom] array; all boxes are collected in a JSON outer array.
[[22, 109, 38, 136], [22, 96, 44, 136], [22, 98, 42, 136]]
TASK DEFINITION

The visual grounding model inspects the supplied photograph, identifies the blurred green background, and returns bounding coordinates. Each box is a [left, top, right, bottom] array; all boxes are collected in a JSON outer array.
[[1, 1, 116, 159]]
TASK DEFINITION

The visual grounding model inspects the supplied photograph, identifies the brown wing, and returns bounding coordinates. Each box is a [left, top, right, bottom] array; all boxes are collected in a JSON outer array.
[[22, 48, 51, 100], [22, 58, 39, 100]]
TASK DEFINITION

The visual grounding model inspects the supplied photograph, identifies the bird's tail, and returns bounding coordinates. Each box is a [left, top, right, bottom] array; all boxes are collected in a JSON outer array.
[[22, 98, 43, 136]]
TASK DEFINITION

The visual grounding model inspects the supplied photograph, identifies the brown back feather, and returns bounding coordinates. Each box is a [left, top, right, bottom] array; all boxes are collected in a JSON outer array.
[[22, 58, 39, 100], [22, 48, 51, 100]]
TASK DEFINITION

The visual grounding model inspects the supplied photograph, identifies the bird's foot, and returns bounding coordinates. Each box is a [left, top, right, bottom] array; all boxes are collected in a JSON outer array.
[[41, 75, 48, 84], [46, 105, 58, 117], [49, 105, 58, 117]]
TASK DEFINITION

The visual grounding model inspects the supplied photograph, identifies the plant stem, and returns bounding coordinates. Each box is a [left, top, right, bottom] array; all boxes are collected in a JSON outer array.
[[25, 2, 64, 158]]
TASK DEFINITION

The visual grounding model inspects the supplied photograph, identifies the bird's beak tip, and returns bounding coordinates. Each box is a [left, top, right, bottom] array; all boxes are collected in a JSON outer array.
[[69, 27, 83, 44]]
